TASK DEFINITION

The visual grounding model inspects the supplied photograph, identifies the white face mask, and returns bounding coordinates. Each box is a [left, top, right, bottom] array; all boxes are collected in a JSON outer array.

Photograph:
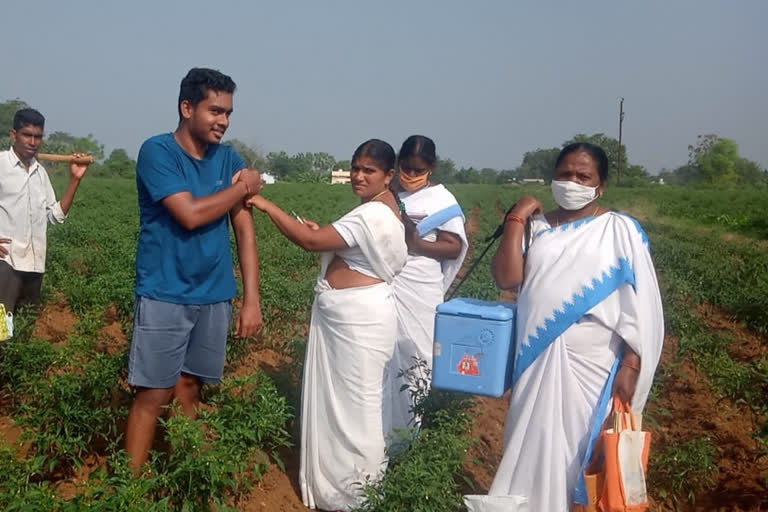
[[551, 180, 599, 210]]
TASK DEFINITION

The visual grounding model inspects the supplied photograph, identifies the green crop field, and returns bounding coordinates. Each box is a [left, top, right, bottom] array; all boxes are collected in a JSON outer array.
[[1, 179, 767, 511]]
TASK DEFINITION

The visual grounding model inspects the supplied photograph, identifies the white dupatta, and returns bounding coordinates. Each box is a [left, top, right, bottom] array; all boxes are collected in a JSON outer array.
[[322, 201, 407, 286], [399, 184, 468, 292], [515, 212, 663, 410]]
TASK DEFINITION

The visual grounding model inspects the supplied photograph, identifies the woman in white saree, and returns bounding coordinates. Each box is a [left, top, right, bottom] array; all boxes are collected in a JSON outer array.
[[387, 135, 468, 439], [468, 143, 664, 512], [247, 139, 407, 511]]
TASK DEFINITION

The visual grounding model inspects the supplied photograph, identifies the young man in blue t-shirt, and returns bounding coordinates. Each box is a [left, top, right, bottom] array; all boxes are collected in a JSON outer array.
[[125, 68, 265, 471]]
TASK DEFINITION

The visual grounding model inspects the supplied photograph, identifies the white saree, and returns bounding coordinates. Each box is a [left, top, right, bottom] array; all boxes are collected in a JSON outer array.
[[469, 212, 664, 512], [300, 201, 407, 511], [387, 185, 467, 439]]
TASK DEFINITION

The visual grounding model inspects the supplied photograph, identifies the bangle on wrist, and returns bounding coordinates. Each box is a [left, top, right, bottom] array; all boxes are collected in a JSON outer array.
[[622, 359, 641, 372], [505, 214, 526, 226]]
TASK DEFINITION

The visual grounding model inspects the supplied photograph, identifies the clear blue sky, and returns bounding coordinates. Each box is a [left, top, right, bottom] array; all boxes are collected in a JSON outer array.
[[3, 0, 766, 173]]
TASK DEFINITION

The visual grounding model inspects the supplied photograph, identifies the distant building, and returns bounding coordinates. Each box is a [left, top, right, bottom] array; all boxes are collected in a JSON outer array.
[[262, 172, 276, 184], [331, 169, 351, 185], [520, 178, 545, 185]]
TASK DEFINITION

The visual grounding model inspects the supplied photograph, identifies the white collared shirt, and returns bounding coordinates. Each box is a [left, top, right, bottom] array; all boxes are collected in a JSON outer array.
[[0, 148, 66, 273]]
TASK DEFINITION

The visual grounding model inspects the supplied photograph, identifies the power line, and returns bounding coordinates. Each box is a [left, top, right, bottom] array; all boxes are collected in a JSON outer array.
[[617, 97, 625, 185]]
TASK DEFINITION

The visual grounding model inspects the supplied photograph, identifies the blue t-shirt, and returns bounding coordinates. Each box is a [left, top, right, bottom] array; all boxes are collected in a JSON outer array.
[[135, 133, 247, 304]]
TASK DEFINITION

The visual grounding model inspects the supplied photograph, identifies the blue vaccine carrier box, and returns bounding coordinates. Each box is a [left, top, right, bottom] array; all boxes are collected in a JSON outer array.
[[432, 298, 517, 397]]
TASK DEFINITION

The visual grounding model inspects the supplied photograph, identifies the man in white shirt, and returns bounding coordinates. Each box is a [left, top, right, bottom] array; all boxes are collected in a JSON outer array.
[[0, 108, 90, 312]]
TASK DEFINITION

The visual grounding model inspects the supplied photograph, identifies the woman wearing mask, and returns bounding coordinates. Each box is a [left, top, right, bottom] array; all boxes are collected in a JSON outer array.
[[387, 135, 467, 439], [247, 139, 407, 511], [472, 142, 664, 511]]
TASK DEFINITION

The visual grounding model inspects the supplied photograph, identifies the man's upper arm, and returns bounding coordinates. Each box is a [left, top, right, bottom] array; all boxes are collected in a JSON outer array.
[[227, 149, 253, 238], [230, 202, 254, 237], [137, 141, 188, 203]]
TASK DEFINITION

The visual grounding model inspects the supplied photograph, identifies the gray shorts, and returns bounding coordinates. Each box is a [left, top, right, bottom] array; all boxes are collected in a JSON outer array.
[[128, 296, 233, 389]]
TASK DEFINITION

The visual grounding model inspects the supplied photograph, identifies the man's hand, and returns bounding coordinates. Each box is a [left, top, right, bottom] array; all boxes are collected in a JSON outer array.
[[70, 152, 90, 181], [232, 168, 264, 196], [235, 302, 263, 338], [0, 238, 10, 258]]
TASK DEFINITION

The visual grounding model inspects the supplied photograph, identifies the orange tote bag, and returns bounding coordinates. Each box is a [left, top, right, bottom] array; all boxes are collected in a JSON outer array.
[[599, 399, 651, 512]]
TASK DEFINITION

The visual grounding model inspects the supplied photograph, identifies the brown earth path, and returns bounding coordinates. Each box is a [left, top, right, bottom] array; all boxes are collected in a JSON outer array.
[[231, 341, 308, 510]]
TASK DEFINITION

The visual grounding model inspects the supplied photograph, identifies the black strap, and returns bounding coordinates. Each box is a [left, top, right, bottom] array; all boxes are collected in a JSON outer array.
[[446, 205, 531, 300]]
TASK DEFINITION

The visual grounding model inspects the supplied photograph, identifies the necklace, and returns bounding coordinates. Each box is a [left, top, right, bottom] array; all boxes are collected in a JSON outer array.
[[554, 204, 601, 227], [369, 189, 390, 202]]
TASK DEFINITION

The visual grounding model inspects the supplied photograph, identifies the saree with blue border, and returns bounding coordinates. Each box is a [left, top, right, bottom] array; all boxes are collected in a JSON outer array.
[[478, 211, 663, 511]]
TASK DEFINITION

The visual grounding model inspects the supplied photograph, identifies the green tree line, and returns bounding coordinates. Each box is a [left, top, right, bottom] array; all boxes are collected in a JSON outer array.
[[657, 134, 768, 186], [1, 99, 135, 178], [3, 99, 765, 186]]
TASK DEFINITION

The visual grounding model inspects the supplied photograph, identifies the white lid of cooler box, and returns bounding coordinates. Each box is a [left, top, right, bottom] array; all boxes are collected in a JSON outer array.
[[436, 297, 516, 321]]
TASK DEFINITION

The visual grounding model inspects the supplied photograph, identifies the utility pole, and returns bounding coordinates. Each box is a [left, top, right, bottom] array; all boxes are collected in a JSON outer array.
[[617, 97, 625, 185]]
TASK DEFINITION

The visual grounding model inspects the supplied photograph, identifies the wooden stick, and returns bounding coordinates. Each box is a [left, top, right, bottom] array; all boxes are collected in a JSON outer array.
[[36, 153, 95, 165]]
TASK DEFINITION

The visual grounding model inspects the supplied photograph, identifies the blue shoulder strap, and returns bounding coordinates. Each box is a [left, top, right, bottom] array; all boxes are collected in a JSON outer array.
[[416, 204, 464, 237]]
